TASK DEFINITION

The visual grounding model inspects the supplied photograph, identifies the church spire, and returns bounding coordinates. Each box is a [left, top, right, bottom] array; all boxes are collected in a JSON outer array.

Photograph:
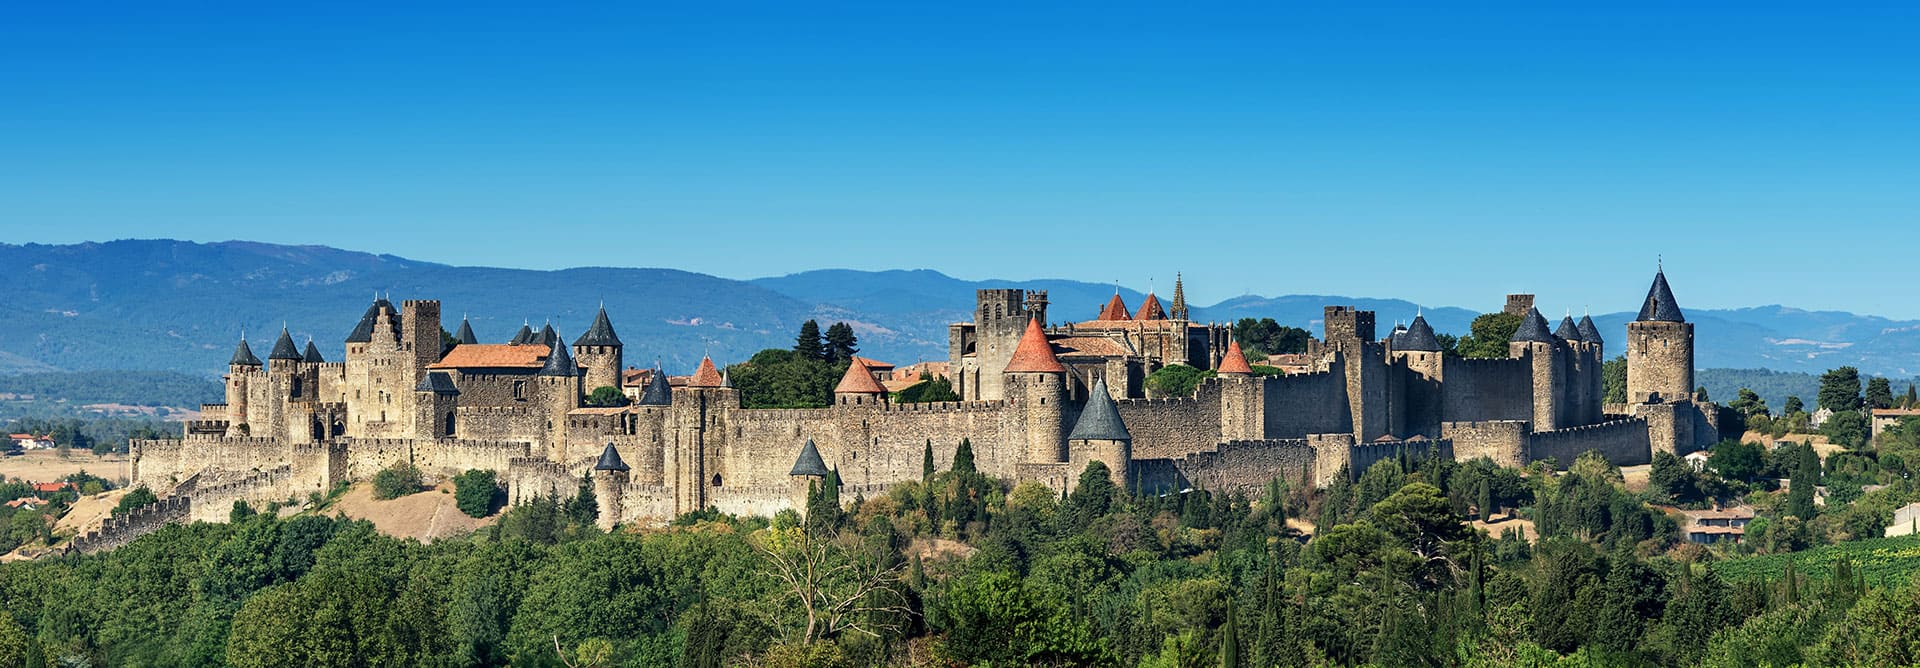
[[1171, 272, 1189, 320]]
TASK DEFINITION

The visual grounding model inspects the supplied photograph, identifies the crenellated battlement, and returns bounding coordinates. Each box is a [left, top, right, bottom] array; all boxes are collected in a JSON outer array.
[[65, 496, 191, 555]]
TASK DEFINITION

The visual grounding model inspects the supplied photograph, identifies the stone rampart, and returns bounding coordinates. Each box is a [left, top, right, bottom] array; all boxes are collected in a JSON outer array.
[[1527, 418, 1652, 468], [1261, 370, 1350, 438], [65, 497, 190, 555], [1440, 357, 1533, 423]]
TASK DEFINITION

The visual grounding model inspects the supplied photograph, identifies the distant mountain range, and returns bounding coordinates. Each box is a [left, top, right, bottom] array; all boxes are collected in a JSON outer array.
[[2, 240, 1918, 380]]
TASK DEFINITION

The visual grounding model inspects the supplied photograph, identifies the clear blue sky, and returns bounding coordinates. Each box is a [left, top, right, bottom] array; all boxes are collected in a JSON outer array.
[[3, 2, 1916, 316]]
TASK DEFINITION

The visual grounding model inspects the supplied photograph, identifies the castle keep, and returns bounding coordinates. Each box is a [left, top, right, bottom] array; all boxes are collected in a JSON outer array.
[[131, 268, 1722, 528]]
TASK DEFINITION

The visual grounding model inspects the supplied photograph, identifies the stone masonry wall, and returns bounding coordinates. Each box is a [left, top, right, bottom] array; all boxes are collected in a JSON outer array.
[[1526, 418, 1652, 468], [1439, 357, 1534, 424]]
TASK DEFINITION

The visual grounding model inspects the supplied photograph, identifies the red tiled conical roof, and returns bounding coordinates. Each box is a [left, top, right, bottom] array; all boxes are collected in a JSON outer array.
[[1097, 294, 1132, 321], [1004, 316, 1066, 373], [688, 357, 725, 387], [1136, 293, 1166, 321], [835, 356, 888, 394], [1218, 340, 1254, 375]]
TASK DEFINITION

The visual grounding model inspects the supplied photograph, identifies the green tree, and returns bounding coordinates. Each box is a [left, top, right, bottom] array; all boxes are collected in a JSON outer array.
[[897, 375, 959, 403], [1784, 395, 1806, 416], [1905, 384, 1918, 409], [922, 440, 935, 482], [1603, 355, 1627, 404], [0, 612, 28, 668], [453, 469, 498, 518], [1822, 410, 1871, 450], [1787, 444, 1818, 519], [1707, 440, 1764, 483], [1145, 364, 1215, 397], [1728, 388, 1769, 417], [583, 385, 628, 407], [1819, 366, 1864, 412], [372, 463, 423, 500], [113, 485, 159, 516], [795, 320, 826, 362], [1231, 318, 1311, 356], [1866, 376, 1895, 410], [1454, 312, 1524, 359], [824, 322, 859, 363], [728, 349, 843, 409], [564, 474, 599, 528]]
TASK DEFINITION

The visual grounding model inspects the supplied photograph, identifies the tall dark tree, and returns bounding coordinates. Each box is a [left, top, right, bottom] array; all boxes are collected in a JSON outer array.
[[1455, 312, 1525, 359], [1784, 395, 1806, 416], [1786, 444, 1818, 519], [922, 440, 935, 482], [1906, 384, 1919, 409], [1819, 366, 1864, 412], [1866, 376, 1895, 410], [794, 320, 826, 361], [824, 322, 859, 363]]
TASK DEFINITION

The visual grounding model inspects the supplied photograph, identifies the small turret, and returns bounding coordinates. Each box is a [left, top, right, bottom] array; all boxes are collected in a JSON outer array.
[[538, 335, 579, 377], [572, 305, 624, 393], [1217, 339, 1254, 375], [1554, 315, 1582, 342], [1576, 314, 1603, 346], [302, 340, 326, 363], [688, 357, 725, 388], [1397, 315, 1443, 353], [637, 368, 672, 406], [594, 440, 630, 472], [508, 322, 534, 345], [229, 336, 263, 367], [1636, 268, 1686, 323], [1510, 308, 1557, 344], [453, 318, 478, 346], [591, 441, 630, 531], [1004, 316, 1067, 464], [789, 439, 829, 478], [573, 306, 622, 347], [1069, 379, 1133, 491]]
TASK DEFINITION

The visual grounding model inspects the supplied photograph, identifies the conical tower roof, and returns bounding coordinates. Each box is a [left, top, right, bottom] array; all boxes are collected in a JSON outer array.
[[1136, 293, 1167, 321], [509, 323, 534, 345], [1097, 293, 1132, 321], [302, 340, 325, 363], [573, 306, 622, 347], [1636, 269, 1686, 323], [1511, 308, 1557, 343], [1554, 315, 1582, 341], [1399, 315, 1442, 352], [1068, 379, 1131, 442], [535, 322, 557, 346], [453, 318, 478, 345], [789, 439, 829, 477], [835, 357, 888, 394], [594, 441, 630, 472], [1218, 339, 1254, 374], [688, 357, 725, 387], [1005, 316, 1065, 373], [537, 336, 579, 377], [1576, 314, 1603, 345], [637, 368, 671, 405], [229, 336, 262, 367], [268, 327, 302, 360]]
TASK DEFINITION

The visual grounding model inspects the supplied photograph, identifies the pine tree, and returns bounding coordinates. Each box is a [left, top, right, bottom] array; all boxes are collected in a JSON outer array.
[[1866, 376, 1895, 410], [824, 322, 859, 363], [1784, 395, 1806, 416], [794, 320, 826, 361]]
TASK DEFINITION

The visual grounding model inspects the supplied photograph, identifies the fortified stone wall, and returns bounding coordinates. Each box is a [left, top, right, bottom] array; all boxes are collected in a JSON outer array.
[[1347, 439, 1454, 480], [65, 497, 190, 555], [187, 465, 297, 522], [1526, 418, 1652, 467], [722, 400, 1018, 492], [1117, 395, 1221, 460], [1162, 439, 1316, 496], [1261, 369, 1350, 439], [1441, 420, 1529, 468], [1439, 357, 1534, 423], [132, 437, 341, 493]]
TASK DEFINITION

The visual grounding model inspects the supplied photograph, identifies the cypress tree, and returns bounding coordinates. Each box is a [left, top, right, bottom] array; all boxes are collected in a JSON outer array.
[[1220, 598, 1241, 668], [953, 438, 976, 474], [922, 439, 935, 482], [794, 320, 826, 361]]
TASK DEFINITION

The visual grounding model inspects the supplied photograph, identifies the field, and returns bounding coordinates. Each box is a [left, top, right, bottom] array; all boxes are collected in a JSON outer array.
[[1714, 534, 1920, 586], [0, 449, 131, 485]]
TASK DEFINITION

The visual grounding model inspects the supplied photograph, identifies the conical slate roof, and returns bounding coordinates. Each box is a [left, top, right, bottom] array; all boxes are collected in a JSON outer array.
[[1399, 315, 1443, 352], [1554, 316, 1582, 341], [345, 299, 397, 344], [1097, 294, 1132, 321], [1511, 308, 1558, 344], [302, 340, 325, 363], [454, 318, 478, 345], [229, 337, 262, 367], [637, 368, 671, 405], [688, 357, 725, 387], [1218, 339, 1254, 374], [1636, 269, 1686, 323], [573, 307, 622, 347], [414, 371, 459, 394], [594, 441, 630, 472], [789, 439, 829, 477], [835, 357, 888, 394], [268, 328, 302, 360], [1068, 380, 1131, 442], [1005, 316, 1066, 373], [509, 323, 534, 345], [538, 336, 580, 377], [1135, 293, 1166, 321], [535, 323, 557, 347], [1576, 315, 1604, 345]]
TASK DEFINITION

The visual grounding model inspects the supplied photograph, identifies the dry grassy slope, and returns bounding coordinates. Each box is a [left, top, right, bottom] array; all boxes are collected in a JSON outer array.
[[323, 480, 498, 543]]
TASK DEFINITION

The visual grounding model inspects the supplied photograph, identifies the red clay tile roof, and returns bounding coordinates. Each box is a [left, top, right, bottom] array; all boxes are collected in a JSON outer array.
[[835, 357, 889, 394], [621, 368, 651, 387], [853, 356, 894, 371], [1005, 316, 1066, 373], [1097, 294, 1132, 321], [688, 357, 725, 387], [32, 482, 74, 493], [1054, 337, 1132, 357], [429, 344, 550, 369], [1217, 340, 1254, 375], [1136, 293, 1166, 321]]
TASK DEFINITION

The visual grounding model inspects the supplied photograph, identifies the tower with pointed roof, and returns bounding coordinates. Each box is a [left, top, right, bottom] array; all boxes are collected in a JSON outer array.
[[590, 441, 630, 530], [953, 288, 1042, 401], [572, 305, 625, 394], [1004, 315, 1068, 465], [537, 334, 583, 458], [1509, 307, 1568, 431], [1627, 265, 1693, 405], [1068, 379, 1132, 490], [225, 334, 262, 437], [1170, 273, 1189, 321]]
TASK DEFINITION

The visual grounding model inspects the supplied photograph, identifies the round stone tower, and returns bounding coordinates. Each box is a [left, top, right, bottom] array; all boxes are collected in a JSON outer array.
[[1626, 267, 1693, 404], [572, 305, 625, 395], [1003, 315, 1067, 465], [591, 441, 630, 531], [1068, 379, 1132, 491]]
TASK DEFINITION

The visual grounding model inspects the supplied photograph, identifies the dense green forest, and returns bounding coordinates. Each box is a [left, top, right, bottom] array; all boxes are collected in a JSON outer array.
[[8, 423, 1920, 666], [0, 371, 220, 424]]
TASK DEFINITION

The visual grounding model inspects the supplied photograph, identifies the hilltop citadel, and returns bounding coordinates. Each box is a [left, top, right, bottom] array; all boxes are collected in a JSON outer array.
[[118, 268, 1723, 536]]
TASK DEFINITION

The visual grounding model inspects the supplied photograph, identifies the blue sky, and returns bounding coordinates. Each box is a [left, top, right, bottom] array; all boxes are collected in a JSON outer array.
[[3, 2, 1917, 317]]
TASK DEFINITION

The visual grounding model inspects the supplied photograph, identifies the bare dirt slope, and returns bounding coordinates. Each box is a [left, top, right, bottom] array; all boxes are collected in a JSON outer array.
[[324, 481, 497, 543], [55, 489, 131, 536]]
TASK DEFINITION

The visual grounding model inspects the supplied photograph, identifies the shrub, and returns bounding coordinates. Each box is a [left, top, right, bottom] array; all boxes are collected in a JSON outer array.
[[453, 469, 498, 518], [372, 463, 424, 500], [111, 486, 158, 516]]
